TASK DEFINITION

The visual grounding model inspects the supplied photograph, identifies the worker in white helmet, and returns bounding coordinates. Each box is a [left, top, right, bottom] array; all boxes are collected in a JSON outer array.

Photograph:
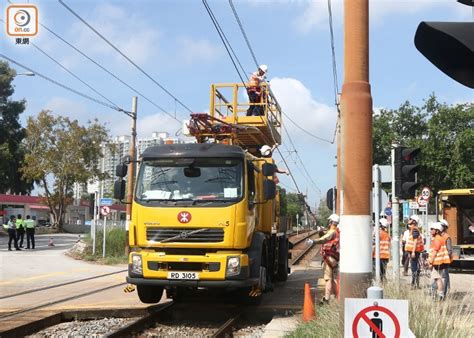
[[314, 213, 340, 304], [259, 145, 289, 183], [246, 64, 268, 116], [373, 218, 391, 280], [404, 214, 424, 288]]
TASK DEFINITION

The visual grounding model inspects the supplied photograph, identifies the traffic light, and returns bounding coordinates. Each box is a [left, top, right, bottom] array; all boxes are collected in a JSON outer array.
[[414, 1, 473, 88], [394, 147, 421, 199], [88, 193, 95, 215]]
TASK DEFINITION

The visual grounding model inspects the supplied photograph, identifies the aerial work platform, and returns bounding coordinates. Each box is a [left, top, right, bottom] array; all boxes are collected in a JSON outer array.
[[187, 83, 282, 152]]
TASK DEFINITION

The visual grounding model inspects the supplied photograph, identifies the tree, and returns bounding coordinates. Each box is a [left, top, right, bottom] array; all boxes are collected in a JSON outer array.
[[316, 199, 332, 227], [0, 60, 33, 193], [373, 95, 473, 193], [285, 192, 306, 225], [21, 110, 110, 229]]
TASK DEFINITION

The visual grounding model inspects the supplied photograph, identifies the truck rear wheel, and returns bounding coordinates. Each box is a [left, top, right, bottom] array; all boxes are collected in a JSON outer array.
[[275, 237, 289, 282], [137, 285, 164, 304]]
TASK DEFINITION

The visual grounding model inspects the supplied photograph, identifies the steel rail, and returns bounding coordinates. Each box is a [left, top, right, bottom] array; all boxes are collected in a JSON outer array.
[[0, 282, 126, 320], [106, 302, 175, 338], [212, 312, 242, 338], [0, 269, 127, 300], [291, 241, 316, 265]]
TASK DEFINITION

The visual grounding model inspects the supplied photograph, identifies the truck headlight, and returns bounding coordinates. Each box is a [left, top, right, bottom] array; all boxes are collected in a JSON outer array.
[[226, 256, 241, 277], [131, 254, 143, 275]]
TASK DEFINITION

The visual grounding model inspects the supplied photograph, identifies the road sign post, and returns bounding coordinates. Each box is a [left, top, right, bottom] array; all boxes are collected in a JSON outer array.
[[102, 215, 107, 258]]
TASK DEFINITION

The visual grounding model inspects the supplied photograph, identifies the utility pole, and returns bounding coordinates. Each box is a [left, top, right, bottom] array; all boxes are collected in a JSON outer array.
[[391, 145, 400, 281], [339, 0, 373, 301], [125, 96, 138, 255]]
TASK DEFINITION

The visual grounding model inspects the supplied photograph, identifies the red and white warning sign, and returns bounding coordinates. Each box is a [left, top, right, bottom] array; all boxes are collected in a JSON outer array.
[[345, 298, 414, 338], [100, 206, 110, 216]]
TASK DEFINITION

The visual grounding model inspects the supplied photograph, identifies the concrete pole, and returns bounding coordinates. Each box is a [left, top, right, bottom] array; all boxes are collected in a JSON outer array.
[[125, 97, 138, 255], [339, 0, 373, 301], [391, 145, 400, 281]]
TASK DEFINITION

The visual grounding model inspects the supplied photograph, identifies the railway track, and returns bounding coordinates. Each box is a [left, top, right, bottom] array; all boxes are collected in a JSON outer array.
[[289, 230, 319, 265], [1, 303, 277, 338]]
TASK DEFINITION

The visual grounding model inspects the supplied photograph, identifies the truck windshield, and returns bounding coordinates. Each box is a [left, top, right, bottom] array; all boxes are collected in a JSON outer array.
[[136, 158, 243, 204]]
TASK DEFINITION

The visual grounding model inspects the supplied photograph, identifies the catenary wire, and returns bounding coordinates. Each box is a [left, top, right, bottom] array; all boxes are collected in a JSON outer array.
[[37, 21, 180, 123], [327, 0, 340, 144], [228, 0, 259, 68], [30, 43, 120, 109], [58, 0, 193, 114], [0, 54, 125, 113], [202, 0, 248, 86]]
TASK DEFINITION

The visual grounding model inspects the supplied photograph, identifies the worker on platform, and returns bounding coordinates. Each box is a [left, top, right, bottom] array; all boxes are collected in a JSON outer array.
[[25, 215, 36, 250], [440, 219, 452, 297], [246, 64, 267, 116], [428, 222, 451, 301], [373, 218, 391, 280], [16, 214, 25, 248], [404, 214, 424, 288], [314, 214, 340, 304]]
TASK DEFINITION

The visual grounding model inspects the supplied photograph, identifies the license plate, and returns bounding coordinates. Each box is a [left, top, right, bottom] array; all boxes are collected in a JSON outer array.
[[167, 271, 200, 280]]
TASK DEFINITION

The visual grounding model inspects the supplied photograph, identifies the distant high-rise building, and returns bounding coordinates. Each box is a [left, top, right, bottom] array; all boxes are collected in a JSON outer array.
[[88, 132, 187, 198]]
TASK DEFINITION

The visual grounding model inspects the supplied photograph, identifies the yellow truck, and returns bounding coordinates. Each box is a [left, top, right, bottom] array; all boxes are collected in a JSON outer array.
[[114, 83, 289, 303], [436, 189, 474, 270]]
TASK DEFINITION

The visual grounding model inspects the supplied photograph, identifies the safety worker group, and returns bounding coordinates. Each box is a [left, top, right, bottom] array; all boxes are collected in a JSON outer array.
[[3, 214, 36, 251]]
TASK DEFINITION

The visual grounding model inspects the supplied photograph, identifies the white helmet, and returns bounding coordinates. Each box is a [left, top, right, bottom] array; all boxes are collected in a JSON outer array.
[[430, 222, 443, 232], [379, 218, 389, 228], [258, 64, 268, 74], [328, 214, 339, 224], [409, 215, 420, 224], [441, 219, 449, 228], [260, 145, 272, 157]]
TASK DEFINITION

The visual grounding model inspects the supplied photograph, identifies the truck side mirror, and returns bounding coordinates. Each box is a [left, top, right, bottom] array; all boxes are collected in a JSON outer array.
[[115, 164, 128, 178], [114, 179, 126, 200], [264, 179, 276, 200], [262, 163, 276, 177]]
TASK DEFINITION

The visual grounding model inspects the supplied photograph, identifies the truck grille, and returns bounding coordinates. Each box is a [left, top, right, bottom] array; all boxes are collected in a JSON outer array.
[[147, 228, 224, 243]]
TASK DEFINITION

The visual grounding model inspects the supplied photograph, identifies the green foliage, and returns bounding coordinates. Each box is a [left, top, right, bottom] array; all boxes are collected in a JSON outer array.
[[316, 199, 332, 226], [0, 61, 33, 193], [285, 192, 306, 224], [21, 110, 110, 228], [76, 228, 127, 264], [373, 95, 473, 193]]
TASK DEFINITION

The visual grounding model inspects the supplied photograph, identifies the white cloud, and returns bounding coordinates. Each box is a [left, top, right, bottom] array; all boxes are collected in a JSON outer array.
[[70, 3, 160, 66], [269, 77, 337, 142], [177, 37, 222, 65], [44, 96, 90, 120]]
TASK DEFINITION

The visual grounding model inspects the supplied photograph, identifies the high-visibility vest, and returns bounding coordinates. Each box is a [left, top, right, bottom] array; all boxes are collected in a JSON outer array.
[[248, 72, 263, 94], [429, 235, 451, 266], [441, 232, 453, 263], [373, 230, 391, 259], [15, 219, 24, 230], [24, 219, 35, 229], [320, 227, 340, 260], [404, 226, 424, 252]]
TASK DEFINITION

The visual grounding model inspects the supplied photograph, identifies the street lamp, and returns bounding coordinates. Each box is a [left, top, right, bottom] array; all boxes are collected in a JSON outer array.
[[16, 71, 35, 77]]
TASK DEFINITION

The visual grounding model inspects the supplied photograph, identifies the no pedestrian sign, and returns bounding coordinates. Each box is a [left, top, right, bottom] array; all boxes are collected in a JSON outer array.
[[345, 298, 414, 338]]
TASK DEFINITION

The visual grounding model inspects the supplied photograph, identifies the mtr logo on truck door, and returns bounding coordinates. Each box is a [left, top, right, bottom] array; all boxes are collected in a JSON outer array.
[[177, 211, 192, 224]]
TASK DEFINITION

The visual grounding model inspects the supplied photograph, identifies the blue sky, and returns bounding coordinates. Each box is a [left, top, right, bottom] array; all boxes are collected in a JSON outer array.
[[1, 0, 472, 209]]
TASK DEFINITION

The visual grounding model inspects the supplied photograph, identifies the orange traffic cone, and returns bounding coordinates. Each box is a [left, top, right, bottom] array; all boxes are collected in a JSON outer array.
[[48, 237, 55, 246], [302, 281, 316, 321]]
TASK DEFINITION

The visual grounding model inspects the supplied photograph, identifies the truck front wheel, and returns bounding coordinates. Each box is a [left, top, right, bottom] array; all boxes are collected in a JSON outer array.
[[137, 285, 164, 304]]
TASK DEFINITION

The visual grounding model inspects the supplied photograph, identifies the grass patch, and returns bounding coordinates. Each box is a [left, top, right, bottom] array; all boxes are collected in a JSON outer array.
[[288, 278, 473, 338], [69, 228, 128, 265]]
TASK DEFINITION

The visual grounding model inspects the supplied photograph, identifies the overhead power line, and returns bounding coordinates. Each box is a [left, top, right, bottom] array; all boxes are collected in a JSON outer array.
[[31, 43, 120, 109], [38, 21, 180, 124], [0, 54, 125, 113], [202, 0, 248, 86], [58, 0, 193, 114], [228, 0, 259, 68]]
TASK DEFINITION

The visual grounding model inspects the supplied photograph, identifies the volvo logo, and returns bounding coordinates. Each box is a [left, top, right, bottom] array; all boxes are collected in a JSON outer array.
[[177, 211, 192, 224]]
